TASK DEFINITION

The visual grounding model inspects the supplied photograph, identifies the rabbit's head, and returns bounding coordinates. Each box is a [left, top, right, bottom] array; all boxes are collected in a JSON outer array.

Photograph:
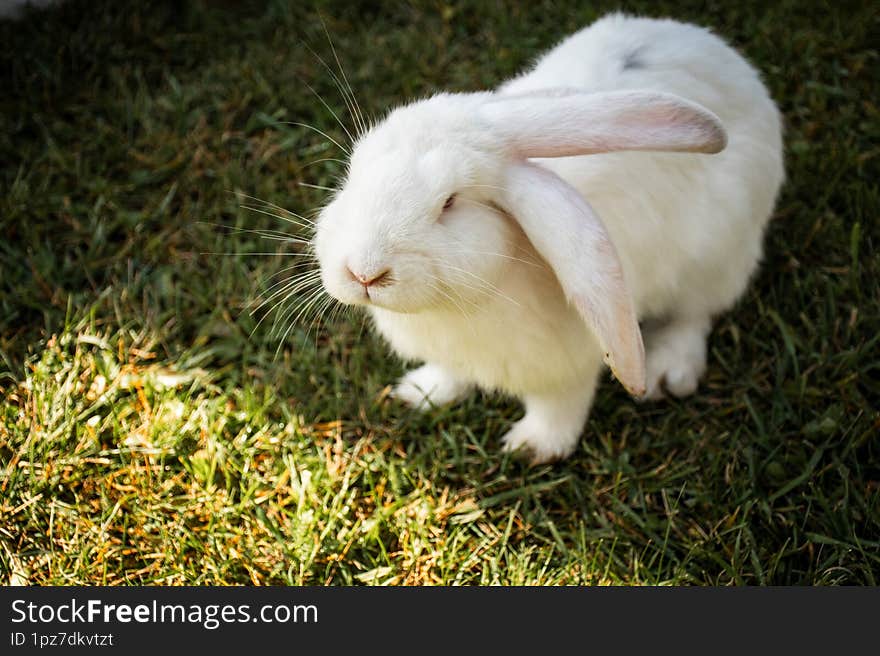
[[314, 89, 726, 396], [314, 93, 510, 314]]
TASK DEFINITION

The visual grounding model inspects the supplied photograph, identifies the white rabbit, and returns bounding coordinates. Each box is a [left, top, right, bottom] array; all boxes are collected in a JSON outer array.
[[313, 13, 784, 463]]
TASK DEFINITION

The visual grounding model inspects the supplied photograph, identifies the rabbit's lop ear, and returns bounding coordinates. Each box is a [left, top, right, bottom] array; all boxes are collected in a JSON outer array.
[[501, 162, 646, 397], [481, 89, 727, 158]]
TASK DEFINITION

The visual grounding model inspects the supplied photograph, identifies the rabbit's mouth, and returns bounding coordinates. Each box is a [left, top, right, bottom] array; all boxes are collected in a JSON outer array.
[[320, 267, 436, 314]]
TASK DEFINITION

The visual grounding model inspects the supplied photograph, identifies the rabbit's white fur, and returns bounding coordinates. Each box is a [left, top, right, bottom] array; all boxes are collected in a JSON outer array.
[[313, 14, 784, 463]]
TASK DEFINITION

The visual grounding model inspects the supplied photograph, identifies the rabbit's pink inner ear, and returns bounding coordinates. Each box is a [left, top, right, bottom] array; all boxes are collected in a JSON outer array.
[[500, 162, 646, 397], [481, 90, 727, 158]]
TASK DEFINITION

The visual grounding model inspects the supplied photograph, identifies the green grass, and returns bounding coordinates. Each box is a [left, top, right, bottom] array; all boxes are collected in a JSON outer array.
[[1, 0, 878, 585]]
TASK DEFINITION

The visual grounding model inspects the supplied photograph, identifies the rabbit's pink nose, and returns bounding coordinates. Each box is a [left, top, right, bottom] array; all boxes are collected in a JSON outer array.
[[347, 266, 393, 288]]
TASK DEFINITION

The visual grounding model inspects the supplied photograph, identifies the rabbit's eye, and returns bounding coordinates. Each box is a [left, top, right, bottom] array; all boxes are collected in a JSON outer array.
[[442, 194, 456, 211]]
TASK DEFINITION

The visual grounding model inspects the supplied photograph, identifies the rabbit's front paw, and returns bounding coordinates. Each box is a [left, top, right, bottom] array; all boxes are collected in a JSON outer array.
[[500, 383, 595, 464], [391, 364, 470, 411], [500, 417, 580, 465]]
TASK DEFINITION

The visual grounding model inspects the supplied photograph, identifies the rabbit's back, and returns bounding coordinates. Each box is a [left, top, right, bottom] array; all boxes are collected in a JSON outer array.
[[501, 14, 784, 321], [502, 14, 770, 126]]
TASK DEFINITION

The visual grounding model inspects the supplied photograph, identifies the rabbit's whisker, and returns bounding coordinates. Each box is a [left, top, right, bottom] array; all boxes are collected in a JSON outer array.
[[233, 193, 317, 226], [203, 222, 312, 245], [425, 274, 481, 332], [445, 233, 542, 268], [454, 248, 543, 268], [270, 285, 327, 356], [281, 286, 330, 346], [302, 157, 349, 170], [318, 12, 369, 138], [250, 270, 323, 317], [300, 32, 366, 139], [202, 250, 317, 258], [264, 261, 319, 280], [435, 262, 522, 308], [426, 280, 470, 318], [460, 183, 515, 194], [249, 277, 323, 338], [309, 295, 340, 343], [297, 75, 356, 145], [298, 181, 337, 193], [240, 204, 315, 232], [284, 121, 351, 156]]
